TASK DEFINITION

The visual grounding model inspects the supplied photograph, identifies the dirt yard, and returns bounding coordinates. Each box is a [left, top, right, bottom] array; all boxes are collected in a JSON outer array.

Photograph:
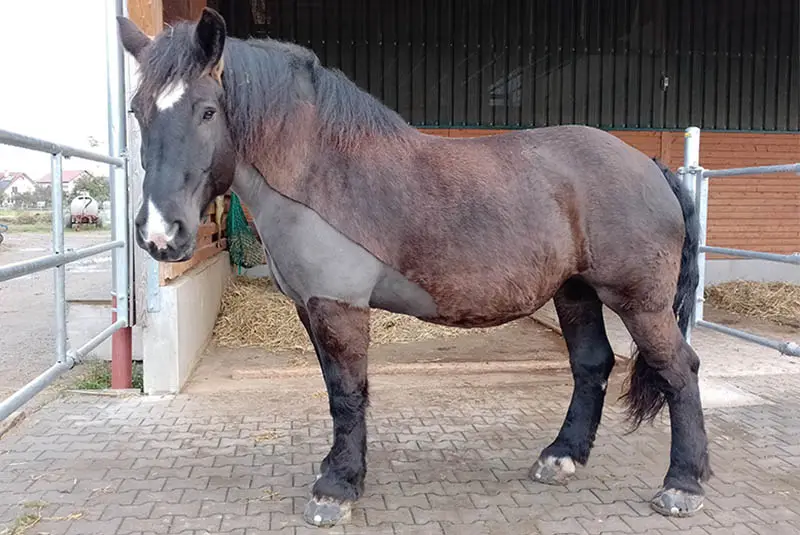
[[0, 230, 112, 407]]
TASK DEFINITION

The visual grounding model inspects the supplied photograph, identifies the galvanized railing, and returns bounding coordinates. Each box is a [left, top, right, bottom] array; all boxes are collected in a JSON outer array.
[[680, 126, 800, 357], [0, 130, 131, 421], [0, 0, 131, 422]]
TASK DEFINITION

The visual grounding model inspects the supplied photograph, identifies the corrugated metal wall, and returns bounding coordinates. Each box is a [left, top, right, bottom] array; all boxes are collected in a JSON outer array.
[[209, 0, 800, 132]]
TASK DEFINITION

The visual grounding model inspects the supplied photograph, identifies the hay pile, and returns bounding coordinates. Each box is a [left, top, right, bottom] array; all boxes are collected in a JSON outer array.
[[212, 276, 502, 352], [705, 281, 800, 328]]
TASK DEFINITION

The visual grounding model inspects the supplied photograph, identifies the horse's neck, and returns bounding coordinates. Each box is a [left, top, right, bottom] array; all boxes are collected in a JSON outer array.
[[230, 164, 282, 219]]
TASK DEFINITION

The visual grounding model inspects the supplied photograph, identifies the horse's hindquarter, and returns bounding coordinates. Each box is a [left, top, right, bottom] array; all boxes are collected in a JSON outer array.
[[513, 126, 688, 308], [393, 126, 686, 325]]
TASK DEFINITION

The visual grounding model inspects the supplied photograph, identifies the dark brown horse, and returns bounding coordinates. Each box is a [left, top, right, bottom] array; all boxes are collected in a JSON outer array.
[[119, 8, 711, 527]]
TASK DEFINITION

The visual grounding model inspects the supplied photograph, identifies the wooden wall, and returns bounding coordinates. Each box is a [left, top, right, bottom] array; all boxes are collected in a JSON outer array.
[[158, 198, 228, 284], [127, 0, 163, 36], [163, 0, 206, 25]]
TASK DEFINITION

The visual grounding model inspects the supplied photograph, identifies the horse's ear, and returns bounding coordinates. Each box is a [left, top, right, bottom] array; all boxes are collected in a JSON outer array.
[[117, 16, 151, 60], [195, 7, 226, 75]]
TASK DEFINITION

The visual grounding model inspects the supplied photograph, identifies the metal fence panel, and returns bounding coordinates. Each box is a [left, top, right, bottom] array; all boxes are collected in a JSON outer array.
[[0, 0, 132, 422], [680, 126, 800, 357]]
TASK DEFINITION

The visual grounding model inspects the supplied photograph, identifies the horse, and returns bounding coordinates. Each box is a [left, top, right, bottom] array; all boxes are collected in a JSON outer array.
[[118, 8, 711, 528]]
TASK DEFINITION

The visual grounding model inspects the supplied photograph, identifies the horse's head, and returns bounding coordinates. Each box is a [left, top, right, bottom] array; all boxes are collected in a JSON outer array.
[[118, 8, 235, 262]]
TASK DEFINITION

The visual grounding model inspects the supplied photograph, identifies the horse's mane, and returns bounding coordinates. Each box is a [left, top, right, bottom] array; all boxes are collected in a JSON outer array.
[[135, 21, 410, 158]]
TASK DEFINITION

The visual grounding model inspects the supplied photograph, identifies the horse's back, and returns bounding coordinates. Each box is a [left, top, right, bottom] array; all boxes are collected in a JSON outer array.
[[430, 125, 658, 182]]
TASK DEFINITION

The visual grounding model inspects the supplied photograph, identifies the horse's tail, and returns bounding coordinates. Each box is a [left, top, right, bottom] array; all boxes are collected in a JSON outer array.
[[623, 158, 700, 429], [655, 158, 700, 337]]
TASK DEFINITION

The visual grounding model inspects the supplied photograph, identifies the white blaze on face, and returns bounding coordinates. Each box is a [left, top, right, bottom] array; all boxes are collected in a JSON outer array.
[[155, 80, 186, 111], [144, 199, 176, 250]]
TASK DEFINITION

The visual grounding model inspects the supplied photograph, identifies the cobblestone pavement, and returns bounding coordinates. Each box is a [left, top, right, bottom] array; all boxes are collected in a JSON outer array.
[[2, 364, 800, 534]]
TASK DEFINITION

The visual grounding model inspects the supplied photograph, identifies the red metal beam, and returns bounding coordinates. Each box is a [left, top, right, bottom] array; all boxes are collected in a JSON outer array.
[[111, 295, 132, 389]]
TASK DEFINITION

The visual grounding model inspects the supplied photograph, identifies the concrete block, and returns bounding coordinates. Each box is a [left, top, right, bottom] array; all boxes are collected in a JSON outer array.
[[142, 252, 231, 395], [705, 258, 800, 285]]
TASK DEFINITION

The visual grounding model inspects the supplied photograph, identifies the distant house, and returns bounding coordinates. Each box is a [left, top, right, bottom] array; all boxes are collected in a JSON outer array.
[[0, 172, 37, 202], [36, 170, 94, 195]]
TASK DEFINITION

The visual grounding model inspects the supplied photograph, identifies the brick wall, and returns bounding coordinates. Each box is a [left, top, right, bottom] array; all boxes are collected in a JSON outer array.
[[421, 129, 800, 256]]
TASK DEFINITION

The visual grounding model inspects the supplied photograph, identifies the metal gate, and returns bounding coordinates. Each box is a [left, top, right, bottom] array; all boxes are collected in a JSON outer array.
[[680, 126, 800, 357], [0, 0, 132, 421]]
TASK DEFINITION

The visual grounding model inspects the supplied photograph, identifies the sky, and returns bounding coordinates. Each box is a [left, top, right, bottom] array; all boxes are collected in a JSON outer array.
[[0, 0, 112, 180]]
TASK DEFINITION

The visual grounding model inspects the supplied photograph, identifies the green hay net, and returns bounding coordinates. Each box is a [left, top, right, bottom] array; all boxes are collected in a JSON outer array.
[[226, 193, 266, 272]]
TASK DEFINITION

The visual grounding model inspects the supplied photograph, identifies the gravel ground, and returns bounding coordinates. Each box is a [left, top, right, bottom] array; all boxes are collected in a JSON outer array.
[[0, 230, 112, 405]]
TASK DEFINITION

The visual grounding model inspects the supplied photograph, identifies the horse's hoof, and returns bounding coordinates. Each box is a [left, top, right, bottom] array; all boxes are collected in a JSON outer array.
[[529, 455, 576, 485], [650, 488, 704, 517], [303, 497, 352, 528]]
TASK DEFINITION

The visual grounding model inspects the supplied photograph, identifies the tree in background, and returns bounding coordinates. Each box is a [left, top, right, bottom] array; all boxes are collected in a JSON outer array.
[[31, 185, 53, 205], [13, 185, 65, 209], [69, 175, 110, 203]]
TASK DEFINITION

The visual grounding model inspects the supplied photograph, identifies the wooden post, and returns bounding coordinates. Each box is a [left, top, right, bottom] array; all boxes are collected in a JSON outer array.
[[164, 0, 206, 25], [127, 0, 164, 36]]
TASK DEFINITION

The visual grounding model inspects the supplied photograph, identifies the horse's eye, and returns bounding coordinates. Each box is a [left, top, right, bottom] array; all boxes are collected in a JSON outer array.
[[202, 109, 216, 121]]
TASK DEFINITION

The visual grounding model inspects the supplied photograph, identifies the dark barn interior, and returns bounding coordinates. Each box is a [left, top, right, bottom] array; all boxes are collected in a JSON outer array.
[[207, 0, 800, 132]]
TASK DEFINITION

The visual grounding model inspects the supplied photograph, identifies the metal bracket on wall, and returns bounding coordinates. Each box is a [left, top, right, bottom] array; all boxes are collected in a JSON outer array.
[[146, 258, 161, 313]]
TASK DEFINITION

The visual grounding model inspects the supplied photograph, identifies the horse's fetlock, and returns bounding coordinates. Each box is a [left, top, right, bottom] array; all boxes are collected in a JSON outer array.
[[313, 471, 362, 502]]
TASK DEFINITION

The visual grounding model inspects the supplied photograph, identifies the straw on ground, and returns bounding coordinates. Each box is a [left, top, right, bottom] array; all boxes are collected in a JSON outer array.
[[212, 276, 506, 352], [705, 281, 800, 328]]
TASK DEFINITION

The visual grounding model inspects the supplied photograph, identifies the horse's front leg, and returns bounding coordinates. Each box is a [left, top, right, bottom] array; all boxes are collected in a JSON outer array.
[[300, 296, 370, 528]]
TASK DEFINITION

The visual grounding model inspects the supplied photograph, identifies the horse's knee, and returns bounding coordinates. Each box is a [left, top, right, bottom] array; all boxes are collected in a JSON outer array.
[[572, 346, 615, 380]]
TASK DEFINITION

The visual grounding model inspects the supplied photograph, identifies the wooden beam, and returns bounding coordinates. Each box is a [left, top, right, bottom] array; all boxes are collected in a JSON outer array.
[[127, 0, 205, 35], [164, 0, 206, 25], [159, 240, 227, 285], [127, 0, 163, 36]]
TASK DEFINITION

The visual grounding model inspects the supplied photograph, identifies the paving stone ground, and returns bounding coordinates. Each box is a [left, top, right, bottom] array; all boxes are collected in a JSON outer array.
[[2, 349, 800, 534]]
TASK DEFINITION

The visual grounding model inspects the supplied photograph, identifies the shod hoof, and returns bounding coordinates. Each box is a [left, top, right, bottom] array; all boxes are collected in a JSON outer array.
[[303, 497, 352, 528], [650, 487, 704, 517], [530, 455, 576, 485]]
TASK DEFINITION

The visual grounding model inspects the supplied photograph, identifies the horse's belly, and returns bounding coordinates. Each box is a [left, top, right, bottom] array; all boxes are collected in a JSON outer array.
[[412, 268, 563, 328], [369, 266, 439, 318]]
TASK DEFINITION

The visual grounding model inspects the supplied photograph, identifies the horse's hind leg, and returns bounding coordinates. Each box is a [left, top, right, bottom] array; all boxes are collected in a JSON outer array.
[[617, 306, 711, 517], [531, 278, 616, 484], [300, 297, 370, 528]]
